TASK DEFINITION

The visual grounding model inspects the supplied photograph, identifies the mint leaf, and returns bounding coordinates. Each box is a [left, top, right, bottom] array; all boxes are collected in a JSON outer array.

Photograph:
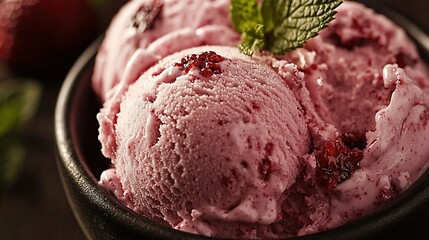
[[230, 0, 342, 56], [239, 24, 265, 56], [265, 0, 342, 54], [261, 0, 289, 32], [230, 0, 262, 33], [231, 0, 265, 55]]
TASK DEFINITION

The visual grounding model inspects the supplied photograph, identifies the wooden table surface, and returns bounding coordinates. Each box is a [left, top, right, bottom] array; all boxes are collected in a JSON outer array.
[[0, 0, 428, 239]]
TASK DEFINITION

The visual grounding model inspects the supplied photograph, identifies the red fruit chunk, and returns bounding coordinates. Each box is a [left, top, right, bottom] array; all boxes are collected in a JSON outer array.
[[174, 51, 224, 77], [128, 2, 162, 32], [315, 139, 363, 190]]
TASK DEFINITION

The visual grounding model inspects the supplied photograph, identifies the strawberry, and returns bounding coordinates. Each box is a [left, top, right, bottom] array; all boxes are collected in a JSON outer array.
[[0, 0, 97, 77], [314, 139, 363, 190]]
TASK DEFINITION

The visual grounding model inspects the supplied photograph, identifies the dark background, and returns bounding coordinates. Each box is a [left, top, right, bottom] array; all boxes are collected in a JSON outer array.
[[0, 0, 428, 239]]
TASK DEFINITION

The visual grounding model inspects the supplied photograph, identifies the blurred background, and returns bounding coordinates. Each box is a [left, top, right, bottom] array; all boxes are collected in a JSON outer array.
[[0, 0, 427, 239]]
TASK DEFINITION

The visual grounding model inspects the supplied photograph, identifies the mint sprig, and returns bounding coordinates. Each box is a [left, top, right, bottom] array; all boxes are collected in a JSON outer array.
[[230, 0, 343, 56]]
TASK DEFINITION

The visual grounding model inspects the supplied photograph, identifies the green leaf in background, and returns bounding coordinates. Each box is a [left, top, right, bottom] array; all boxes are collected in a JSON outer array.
[[0, 80, 41, 191], [0, 136, 25, 191], [230, 0, 343, 56], [0, 80, 41, 137]]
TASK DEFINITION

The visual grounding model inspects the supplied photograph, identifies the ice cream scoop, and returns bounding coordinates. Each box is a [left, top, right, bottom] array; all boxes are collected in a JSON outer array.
[[99, 46, 311, 238]]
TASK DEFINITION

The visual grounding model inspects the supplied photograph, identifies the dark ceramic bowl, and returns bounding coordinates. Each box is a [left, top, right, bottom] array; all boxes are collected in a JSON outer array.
[[55, 2, 429, 240]]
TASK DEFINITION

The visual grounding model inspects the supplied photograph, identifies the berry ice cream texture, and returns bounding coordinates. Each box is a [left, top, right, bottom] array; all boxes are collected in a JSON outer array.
[[92, 0, 239, 101], [94, 0, 429, 239]]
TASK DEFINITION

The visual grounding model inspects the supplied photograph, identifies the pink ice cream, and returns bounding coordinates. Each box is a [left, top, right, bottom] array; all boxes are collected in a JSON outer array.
[[265, 2, 429, 236], [92, 0, 239, 101], [101, 46, 311, 238], [282, 1, 429, 142], [95, 1, 429, 239]]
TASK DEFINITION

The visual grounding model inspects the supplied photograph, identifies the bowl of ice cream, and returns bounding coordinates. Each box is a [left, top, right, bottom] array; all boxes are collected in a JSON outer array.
[[55, 0, 429, 239]]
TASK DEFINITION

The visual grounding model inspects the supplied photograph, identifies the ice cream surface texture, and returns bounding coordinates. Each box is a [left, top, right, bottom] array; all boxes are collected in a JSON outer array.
[[95, 0, 429, 239], [92, 0, 239, 101]]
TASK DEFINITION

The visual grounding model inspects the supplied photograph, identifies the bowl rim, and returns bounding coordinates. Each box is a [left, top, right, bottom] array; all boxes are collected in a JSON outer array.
[[54, 1, 429, 240]]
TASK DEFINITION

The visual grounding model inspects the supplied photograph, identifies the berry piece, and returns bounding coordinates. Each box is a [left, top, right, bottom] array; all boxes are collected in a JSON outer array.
[[128, 2, 162, 32], [174, 51, 224, 77], [315, 139, 363, 190]]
